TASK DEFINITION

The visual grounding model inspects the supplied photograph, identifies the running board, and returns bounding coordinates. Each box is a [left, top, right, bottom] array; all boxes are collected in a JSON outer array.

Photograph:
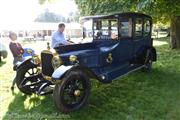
[[99, 64, 145, 83], [113, 65, 146, 80]]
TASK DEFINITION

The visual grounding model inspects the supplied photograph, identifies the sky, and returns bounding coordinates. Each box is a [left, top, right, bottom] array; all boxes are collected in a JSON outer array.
[[0, 0, 78, 25]]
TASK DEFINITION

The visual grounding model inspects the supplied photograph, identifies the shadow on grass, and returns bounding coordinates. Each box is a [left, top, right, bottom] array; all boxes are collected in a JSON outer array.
[[0, 61, 6, 67], [2, 93, 65, 120], [2, 67, 180, 120]]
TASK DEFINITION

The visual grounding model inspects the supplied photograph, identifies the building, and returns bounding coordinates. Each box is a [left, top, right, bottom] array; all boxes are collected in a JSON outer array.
[[0, 22, 82, 40]]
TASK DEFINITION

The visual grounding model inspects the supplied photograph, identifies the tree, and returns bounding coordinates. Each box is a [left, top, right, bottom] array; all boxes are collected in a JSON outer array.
[[38, 0, 56, 5], [38, 0, 80, 23], [34, 9, 66, 23], [67, 11, 80, 22], [75, 0, 180, 49]]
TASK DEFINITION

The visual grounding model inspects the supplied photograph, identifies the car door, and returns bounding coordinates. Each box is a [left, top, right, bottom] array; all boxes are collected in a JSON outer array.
[[143, 18, 152, 46], [94, 18, 119, 67], [98, 17, 133, 67], [133, 17, 152, 57], [133, 17, 144, 53], [116, 17, 133, 63]]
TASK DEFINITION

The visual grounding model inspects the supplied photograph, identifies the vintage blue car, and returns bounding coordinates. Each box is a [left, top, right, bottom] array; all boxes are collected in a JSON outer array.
[[15, 12, 156, 113]]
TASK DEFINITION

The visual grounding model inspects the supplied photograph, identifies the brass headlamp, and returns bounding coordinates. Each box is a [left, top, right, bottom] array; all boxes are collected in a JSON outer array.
[[52, 54, 62, 69], [31, 54, 41, 65], [69, 55, 78, 63]]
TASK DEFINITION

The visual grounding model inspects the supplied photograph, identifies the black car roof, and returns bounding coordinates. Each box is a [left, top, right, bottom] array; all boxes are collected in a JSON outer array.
[[81, 12, 152, 20]]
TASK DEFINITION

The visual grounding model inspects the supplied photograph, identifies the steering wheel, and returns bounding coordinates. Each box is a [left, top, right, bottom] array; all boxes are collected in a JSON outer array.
[[67, 40, 74, 44]]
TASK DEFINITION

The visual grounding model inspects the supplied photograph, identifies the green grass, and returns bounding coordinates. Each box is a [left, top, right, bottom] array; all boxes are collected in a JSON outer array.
[[0, 38, 180, 120]]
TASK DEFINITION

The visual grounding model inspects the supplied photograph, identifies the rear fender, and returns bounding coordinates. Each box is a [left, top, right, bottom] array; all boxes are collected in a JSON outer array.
[[139, 46, 157, 61]]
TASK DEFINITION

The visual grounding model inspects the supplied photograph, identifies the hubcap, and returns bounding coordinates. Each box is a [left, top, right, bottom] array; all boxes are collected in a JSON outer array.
[[62, 78, 86, 107], [74, 89, 81, 97]]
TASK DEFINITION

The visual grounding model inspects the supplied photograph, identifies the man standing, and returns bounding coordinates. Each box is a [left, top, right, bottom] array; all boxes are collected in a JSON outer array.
[[51, 23, 72, 48]]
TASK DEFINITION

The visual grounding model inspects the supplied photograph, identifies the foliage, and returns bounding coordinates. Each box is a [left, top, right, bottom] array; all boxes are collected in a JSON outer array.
[[75, 0, 180, 23], [38, 0, 180, 23], [38, 0, 57, 5], [1, 39, 180, 119]]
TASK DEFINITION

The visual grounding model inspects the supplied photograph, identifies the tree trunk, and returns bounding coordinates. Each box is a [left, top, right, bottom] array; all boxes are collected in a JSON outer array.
[[170, 16, 180, 49]]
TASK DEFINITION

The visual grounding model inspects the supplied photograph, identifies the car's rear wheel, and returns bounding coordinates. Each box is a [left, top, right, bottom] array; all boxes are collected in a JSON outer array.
[[53, 70, 90, 113], [142, 49, 153, 72], [16, 62, 42, 95]]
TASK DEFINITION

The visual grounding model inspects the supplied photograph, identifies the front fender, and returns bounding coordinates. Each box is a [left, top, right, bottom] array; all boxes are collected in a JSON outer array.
[[14, 48, 35, 70], [15, 57, 32, 70], [52, 65, 73, 80], [52, 65, 106, 83]]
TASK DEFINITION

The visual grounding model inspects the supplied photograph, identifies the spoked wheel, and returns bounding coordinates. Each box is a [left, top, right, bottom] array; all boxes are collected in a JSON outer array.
[[53, 70, 90, 113], [16, 62, 42, 95]]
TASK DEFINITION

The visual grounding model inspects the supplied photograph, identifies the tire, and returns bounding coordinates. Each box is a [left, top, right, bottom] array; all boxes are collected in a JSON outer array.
[[53, 70, 91, 113], [16, 62, 41, 95], [142, 49, 153, 72]]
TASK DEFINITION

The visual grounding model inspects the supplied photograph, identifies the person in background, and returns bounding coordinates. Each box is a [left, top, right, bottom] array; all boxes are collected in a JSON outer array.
[[9, 31, 24, 90], [51, 23, 73, 48]]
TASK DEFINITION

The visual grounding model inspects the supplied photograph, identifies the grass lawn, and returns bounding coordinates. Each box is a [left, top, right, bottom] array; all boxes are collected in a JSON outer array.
[[0, 37, 180, 120]]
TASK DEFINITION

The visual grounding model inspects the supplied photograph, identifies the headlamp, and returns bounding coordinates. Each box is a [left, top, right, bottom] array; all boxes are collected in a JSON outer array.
[[69, 55, 77, 62], [52, 55, 62, 69], [31, 54, 41, 65]]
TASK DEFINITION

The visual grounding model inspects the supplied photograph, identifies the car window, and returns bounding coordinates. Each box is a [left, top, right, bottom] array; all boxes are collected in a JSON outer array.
[[144, 19, 151, 37], [93, 20, 103, 39], [93, 19, 118, 40], [109, 20, 118, 40], [101, 20, 109, 36], [119, 18, 132, 37], [135, 18, 143, 37]]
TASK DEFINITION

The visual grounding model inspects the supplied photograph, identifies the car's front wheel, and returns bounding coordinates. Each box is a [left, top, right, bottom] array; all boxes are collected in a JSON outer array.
[[16, 62, 42, 95], [53, 70, 91, 113]]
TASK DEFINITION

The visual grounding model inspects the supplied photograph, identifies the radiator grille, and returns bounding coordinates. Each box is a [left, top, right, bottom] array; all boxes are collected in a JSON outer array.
[[41, 52, 54, 76]]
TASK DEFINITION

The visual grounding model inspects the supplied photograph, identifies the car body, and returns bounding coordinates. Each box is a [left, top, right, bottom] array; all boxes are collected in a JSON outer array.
[[0, 41, 8, 62], [15, 12, 156, 113]]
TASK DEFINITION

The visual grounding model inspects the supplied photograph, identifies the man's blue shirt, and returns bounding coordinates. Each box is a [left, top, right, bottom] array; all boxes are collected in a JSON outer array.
[[51, 31, 68, 48]]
